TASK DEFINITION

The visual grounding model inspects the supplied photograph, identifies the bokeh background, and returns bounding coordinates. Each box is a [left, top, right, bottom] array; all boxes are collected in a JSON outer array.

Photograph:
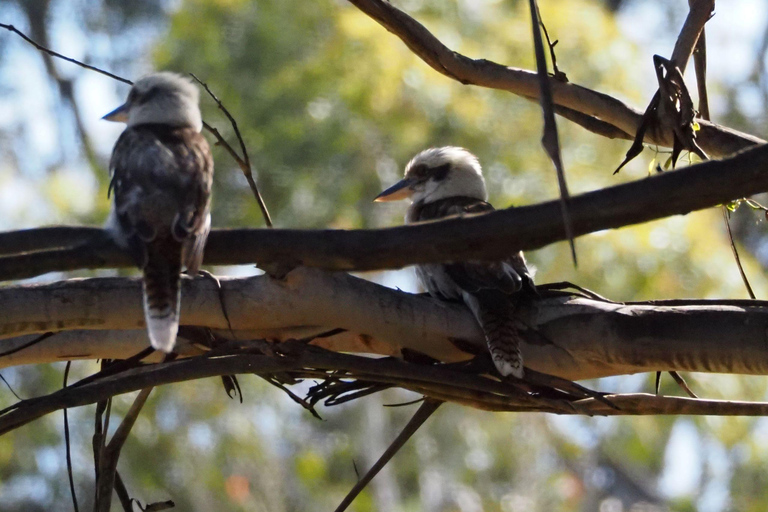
[[2, 0, 768, 510]]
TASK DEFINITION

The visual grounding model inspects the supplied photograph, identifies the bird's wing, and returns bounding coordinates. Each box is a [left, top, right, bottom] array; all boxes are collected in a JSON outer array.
[[419, 198, 535, 297], [108, 126, 213, 272]]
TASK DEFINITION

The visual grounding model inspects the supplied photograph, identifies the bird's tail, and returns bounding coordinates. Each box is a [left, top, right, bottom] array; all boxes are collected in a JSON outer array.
[[470, 295, 524, 379], [142, 247, 182, 353]]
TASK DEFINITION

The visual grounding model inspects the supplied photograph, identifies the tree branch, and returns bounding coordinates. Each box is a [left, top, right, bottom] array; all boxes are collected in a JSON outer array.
[[3, 141, 768, 279], [5, 341, 768, 439], [4, 269, 768, 381], [346, 0, 762, 157]]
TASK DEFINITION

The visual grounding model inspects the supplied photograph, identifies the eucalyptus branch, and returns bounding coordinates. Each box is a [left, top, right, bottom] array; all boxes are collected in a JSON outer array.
[[346, 0, 763, 157], [5, 270, 768, 381], [3, 141, 768, 279]]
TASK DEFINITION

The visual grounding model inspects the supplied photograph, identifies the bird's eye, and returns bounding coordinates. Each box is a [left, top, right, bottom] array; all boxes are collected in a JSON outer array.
[[410, 164, 428, 178], [431, 163, 451, 181]]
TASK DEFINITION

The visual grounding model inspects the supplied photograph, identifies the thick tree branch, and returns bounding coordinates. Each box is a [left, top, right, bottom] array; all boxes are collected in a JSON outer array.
[[4, 269, 768, 381], [346, 0, 762, 157], [3, 141, 768, 279]]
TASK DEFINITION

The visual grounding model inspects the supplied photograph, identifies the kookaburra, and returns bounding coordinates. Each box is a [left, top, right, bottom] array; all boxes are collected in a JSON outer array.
[[103, 72, 213, 353], [375, 147, 535, 379]]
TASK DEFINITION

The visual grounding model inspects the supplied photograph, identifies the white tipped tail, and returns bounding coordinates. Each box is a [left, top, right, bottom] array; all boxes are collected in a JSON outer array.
[[462, 292, 524, 379], [142, 253, 182, 353]]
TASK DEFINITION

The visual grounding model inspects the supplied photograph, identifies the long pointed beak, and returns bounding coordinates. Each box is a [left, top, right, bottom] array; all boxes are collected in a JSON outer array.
[[374, 179, 414, 202], [102, 103, 130, 123]]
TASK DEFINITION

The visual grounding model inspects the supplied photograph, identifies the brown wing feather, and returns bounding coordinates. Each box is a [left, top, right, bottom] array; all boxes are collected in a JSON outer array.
[[109, 125, 213, 271], [415, 197, 535, 298]]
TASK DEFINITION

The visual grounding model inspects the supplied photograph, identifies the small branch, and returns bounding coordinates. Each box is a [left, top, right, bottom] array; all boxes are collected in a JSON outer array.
[[669, 0, 715, 72], [722, 207, 756, 299], [0, 23, 132, 85], [95, 387, 153, 512], [190, 74, 273, 227], [692, 26, 710, 119], [334, 399, 442, 512], [528, 0, 576, 265], [63, 362, 81, 512]]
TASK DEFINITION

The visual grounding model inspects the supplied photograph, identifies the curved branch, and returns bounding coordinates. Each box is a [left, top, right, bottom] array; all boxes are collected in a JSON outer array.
[[4, 269, 768, 381], [3, 142, 768, 279], [346, 0, 763, 157], [5, 345, 768, 438]]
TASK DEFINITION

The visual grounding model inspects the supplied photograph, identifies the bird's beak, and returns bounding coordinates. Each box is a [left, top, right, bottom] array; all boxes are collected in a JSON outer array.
[[102, 103, 130, 123], [374, 178, 414, 202]]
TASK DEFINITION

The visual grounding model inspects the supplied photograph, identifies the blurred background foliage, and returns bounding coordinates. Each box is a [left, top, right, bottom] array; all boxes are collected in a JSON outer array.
[[2, 0, 768, 510]]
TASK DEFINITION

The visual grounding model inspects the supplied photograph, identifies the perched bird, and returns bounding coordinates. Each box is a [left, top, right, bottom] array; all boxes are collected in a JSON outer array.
[[375, 147, 535, 379], [103, 72, 213, 353]]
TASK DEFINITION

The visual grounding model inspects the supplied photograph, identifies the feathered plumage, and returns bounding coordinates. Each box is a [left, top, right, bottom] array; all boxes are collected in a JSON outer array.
[[104, 72, 213, 352], [375, 147, 534, 378]]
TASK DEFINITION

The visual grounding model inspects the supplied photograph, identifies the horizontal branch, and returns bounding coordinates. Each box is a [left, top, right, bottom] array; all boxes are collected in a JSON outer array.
[[4, 268, 768, 381], [3, 141, 768, 279], [5, 342, 768, 437], [347, 0, 763, 157]]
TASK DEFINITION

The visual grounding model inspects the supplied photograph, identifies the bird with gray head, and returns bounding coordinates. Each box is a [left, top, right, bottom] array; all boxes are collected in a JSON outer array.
[[103, 72, 213, 353], [375, 147, 535, 379]]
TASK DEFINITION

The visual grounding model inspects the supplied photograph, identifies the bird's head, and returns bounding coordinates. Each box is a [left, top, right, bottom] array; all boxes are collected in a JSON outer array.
[[102, 72, 202, 132], [374, 147, 487, 204]]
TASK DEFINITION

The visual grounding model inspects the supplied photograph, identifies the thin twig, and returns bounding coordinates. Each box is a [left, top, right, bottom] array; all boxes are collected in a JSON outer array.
[[528, 0, 576, 265], [0, 373, 23, 401], [190, 74, 273, 227], [114, 471, 134, 512], [0, 23, 132, 84], [95, 387, 153, 512], [334, 399, 442, 512], [669, 371, 698, 399], [63, 362, 81, 512], [538, 13, 567, 82], [0, 332, 56, 359], [722, 207, 756, 299]]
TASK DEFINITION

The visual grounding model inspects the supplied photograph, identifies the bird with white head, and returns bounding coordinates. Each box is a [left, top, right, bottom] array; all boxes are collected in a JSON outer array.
[[103, 72, 213, 353], [375, 147, 535, 379]]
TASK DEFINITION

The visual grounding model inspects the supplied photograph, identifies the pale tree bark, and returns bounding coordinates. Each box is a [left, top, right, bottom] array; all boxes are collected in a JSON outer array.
[[4, 267, 768, 381]]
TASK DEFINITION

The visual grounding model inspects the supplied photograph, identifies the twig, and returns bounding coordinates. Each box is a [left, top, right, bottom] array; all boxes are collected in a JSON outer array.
[[63, 362, 81, 512], [722, 207, 756, 299], [0, 332, 56, 358], [0, 373, 23, 401], [95, 387, 153, 512], [669, 0, 715, 72], [0, 23, 132, 84], [334, 399, 442, 512], [190, 74, 273, 227], [528, 0, 576, 265], [537, 11, 567, 82], [669, 371, 698, 399]]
